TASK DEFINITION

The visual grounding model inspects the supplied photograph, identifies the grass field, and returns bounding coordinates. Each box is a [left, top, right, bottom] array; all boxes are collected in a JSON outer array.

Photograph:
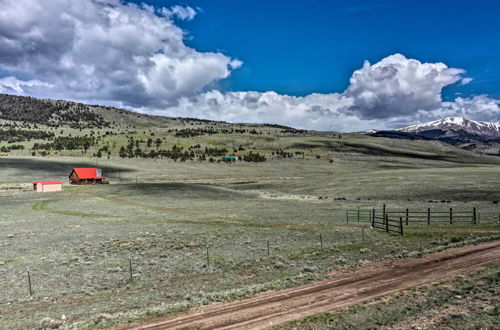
[[1, 109, 500, 328], [1, 147, 500, 328]]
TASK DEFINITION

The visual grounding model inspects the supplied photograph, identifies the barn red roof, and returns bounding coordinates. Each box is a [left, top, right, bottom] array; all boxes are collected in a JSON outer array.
[[71, 168, 104, 179], [33, 181, 62, 185]]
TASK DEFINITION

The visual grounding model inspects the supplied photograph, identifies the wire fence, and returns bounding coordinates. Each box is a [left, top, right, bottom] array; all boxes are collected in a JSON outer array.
[[0, 229, 379, 302]]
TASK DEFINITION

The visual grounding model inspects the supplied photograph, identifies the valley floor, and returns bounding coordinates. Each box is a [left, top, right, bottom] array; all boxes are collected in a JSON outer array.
[[0, 153, 499, 329]]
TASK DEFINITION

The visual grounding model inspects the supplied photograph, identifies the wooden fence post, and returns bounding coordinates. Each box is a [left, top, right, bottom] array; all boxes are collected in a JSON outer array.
[[129, 259, 133, 281], [267, 240, 270, 257], [27, 269, 33, 296], [357, 209, 360, 222], [449, 207, 453, 224], [372, 208, 375, 228], [473, 207, 477, 224], [400, 217, 403, 236], [319, 233, 323, 249], [206, 247, 210, 268], [427, 208, 431, 225], [383, 204, 386, 221], [405, 208, 409, 226]]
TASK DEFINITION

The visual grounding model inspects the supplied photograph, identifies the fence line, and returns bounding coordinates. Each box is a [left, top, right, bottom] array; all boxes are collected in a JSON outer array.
[[346, 205, 479, 225], [1, 229, 382, 301]]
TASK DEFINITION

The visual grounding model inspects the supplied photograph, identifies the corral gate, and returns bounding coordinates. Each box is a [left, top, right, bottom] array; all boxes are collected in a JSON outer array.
[[346, 209, 373, 223], [373, 214, 403, 236]]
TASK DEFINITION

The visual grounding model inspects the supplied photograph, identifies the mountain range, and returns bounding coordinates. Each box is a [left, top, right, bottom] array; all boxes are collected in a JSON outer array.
[[399, 117, 500, 138], [367, 117, 500, 155]]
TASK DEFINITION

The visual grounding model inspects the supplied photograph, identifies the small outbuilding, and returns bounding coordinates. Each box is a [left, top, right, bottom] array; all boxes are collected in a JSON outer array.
[[33, 181, 63, 192], [69, 168, 107, 185], [223, 155, 239, 163]]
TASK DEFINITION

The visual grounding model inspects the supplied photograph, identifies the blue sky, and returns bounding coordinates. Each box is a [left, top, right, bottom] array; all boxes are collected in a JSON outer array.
[[0, 0, 498, 130], [135, 0, 500, 100]]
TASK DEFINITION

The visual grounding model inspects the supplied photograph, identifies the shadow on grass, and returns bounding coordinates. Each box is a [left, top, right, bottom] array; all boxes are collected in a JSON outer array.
[[0, 158, 135, 176], [102, 182, 253, 201], [312, 140, 499, 165]]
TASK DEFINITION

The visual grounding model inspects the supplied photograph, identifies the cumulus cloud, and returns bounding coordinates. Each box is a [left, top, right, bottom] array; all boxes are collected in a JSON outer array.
[[0, 0, 238, 107], [343, 54, 467, 119], [0, 0, 498, 131], [157, 90, 382, 132], [424, 95, 500, 122], [160, 54, 499, 131]]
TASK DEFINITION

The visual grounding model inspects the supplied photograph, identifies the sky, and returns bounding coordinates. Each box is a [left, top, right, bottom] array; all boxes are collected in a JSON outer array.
[[0, 0, 499, 131]]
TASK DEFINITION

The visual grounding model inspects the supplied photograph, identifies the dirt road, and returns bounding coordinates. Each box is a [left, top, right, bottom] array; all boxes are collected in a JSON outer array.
[[123, 240, 500, 330]]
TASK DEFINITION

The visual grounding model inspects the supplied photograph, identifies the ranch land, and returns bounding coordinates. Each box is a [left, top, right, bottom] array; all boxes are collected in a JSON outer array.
[[0, 96, 499, 328], [1, 149, 500, 329]]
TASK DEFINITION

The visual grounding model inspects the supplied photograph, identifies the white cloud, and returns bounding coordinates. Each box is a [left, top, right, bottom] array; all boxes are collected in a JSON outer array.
[[159, 54, 499, 131], [424, 95, 500, 123], [0, 76, 53, 94], [161, 5, 197, 21], [343, 54, 467, 119], [159, 90, 378, 132], [0, 0, 238, 107], [461, 77, 473, 85]]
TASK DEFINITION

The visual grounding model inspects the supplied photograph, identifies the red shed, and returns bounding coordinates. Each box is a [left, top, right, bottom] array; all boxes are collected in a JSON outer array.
[[33, 181, 63, 192], [69, 168, 106, 185]]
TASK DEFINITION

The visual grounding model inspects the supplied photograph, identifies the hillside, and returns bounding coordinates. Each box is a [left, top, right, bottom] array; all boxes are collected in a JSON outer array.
[[1, 93, 499, 165], [0, 94, 110, 128]]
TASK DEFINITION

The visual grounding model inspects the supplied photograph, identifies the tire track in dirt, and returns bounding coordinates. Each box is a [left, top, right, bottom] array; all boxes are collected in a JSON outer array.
[[121, 240, 500, 330]]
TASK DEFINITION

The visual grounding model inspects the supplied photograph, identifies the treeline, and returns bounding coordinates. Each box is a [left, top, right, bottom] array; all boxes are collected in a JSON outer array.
[[281, 129, 308, 135], [0, 129, 54, 143], [0, 144, 24, 152], [272, 149, 304, 158], [32, 136, 95, 151], [117, 142, 229, 161], [0, 94, 110, 128], [172, 127, 265, 138], [174, 128, 218, 138], [242, 151, 266, 162]]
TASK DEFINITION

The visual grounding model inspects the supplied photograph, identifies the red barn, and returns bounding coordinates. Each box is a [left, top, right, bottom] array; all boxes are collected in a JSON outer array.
[[69, 168, 107, 185]]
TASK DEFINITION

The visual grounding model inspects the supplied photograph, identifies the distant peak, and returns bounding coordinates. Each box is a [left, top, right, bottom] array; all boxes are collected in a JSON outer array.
[[397, 116, 500, 137]]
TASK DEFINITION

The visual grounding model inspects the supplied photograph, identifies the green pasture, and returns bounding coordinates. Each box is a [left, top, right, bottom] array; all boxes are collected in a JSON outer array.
[[0, 146, 499, 328], [1, 119, 500, 328]]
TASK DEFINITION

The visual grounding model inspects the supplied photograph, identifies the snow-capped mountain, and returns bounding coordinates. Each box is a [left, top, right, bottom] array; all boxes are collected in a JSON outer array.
[[365, 117, 500, 151], [398, 117, 500, 138]]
